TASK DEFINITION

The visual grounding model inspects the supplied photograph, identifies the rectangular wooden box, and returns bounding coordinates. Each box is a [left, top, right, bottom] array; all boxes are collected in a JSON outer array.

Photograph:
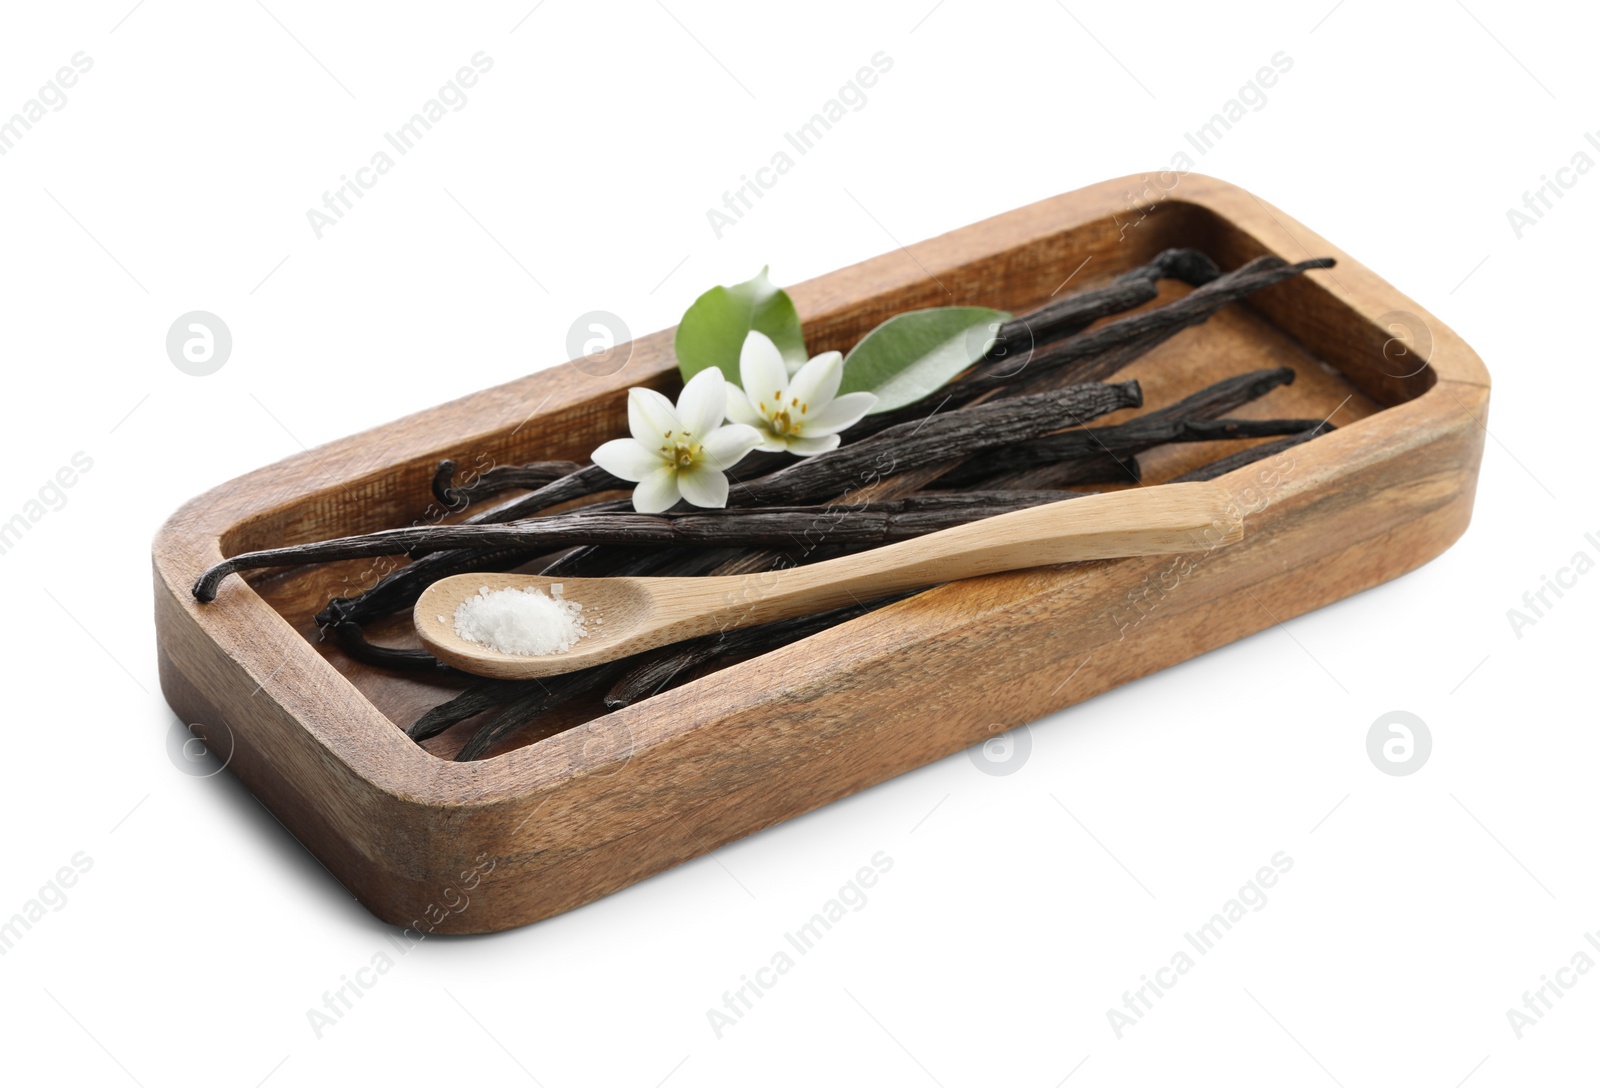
[[153, 175, 1489, 933]]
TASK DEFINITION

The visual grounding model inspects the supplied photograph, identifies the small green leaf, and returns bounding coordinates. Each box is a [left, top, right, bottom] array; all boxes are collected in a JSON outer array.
[[675, 267, 807, 384], [840, 306, 1012, 413]]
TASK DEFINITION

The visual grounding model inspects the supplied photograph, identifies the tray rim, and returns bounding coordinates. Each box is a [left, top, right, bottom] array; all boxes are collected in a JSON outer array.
[[153, 173, 1491, 818]]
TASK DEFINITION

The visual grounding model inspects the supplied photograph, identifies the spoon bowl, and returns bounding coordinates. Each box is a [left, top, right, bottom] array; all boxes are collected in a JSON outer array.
[[417, 574, 666, 677]]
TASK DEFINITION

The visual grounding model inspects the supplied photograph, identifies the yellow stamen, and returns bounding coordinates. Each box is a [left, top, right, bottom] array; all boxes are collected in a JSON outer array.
[[667, 437, 703, 471]]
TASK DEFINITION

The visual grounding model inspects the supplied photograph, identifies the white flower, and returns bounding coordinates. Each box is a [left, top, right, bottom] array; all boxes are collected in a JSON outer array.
[[590, 367, 763, 513], [725, 331, 877, 456]]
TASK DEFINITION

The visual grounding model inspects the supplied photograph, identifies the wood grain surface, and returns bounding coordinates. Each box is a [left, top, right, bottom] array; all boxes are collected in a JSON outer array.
[[152, 174, 1489, 933]]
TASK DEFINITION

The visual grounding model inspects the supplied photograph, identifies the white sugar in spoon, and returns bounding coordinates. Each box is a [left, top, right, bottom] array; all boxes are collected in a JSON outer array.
[[414, 482, 1242, 679]]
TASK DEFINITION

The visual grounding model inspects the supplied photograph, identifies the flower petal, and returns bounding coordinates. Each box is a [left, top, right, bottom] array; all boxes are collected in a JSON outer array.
[[803, 391, 877, 436], [676, 367, 728, 439], [786, 434, 841, 456], [739, 331, 790, 411], [631, 466, 681, 513], [700, 419, 761, 467], [785, 350, 843, 413], [675, 463, 729, 508], [590, 437, 663, 482], [701, 423, 763, 469], [628, 387, 681, 444], [724, 382, 765, 428]]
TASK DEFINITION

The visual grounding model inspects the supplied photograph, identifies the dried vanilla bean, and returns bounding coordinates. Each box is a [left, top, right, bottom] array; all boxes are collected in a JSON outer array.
[[849, 249, 1224, 439], [196, 485, 1102, 601], [1138, 367, 1298, 422], [539, 542, 750, 579], [942, 367, 1300, 487], [984, 455, 1141, 491], [1170, 424, 1334, 482], [967, 250, 1204, 377], [602, 591, 920, 710], [981, 247, 1223, 377], [409, 677, 541, 741], [982, 279, 1155, 372], [949, 417, 1321, 485], [463, 446, 779, 526], [465, 463, 624, 524], [320, 543, 554, 628], [1131, 246, 1227, 287], [431, 458, 581, 511], [314, 499, 632, 627], [951, 257, 1333, 402], [453, 665, 625, 761], [723, 380, 1139, 509], [431, 460, 466, 510], [331, 621, 457, 675]]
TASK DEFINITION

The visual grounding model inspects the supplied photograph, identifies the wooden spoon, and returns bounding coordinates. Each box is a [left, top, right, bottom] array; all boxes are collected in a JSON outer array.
[[414, 482, 1241, 679]]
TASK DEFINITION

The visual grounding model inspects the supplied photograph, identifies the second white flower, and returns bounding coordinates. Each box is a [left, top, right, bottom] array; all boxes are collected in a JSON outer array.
[[725, 331, 877, 456]]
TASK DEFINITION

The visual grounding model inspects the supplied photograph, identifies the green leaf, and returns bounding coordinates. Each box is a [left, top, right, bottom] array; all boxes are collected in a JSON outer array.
[[674, 267, 807, 385], [840, 306, 1012, 413]]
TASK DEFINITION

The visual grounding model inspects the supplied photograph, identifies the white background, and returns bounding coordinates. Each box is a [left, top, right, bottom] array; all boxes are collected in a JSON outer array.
[[1, 1, 1595, 1084]]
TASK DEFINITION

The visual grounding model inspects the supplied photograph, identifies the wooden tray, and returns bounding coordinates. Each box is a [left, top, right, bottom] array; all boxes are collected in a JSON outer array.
[[153, 175, 1489, 933]]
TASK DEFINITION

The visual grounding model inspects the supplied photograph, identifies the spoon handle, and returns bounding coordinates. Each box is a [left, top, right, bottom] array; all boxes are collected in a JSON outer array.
[[707, 481, 1241, 629]]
